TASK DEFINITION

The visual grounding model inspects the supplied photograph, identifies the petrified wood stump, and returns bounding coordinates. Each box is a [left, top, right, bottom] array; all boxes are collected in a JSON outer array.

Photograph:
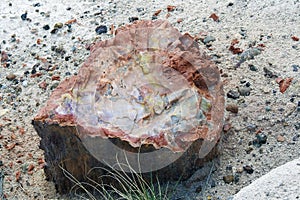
[[33, 20, 224, 194]]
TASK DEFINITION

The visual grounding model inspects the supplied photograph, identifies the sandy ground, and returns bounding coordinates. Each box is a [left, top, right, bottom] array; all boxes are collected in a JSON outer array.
[[0, 0, 299, 199]]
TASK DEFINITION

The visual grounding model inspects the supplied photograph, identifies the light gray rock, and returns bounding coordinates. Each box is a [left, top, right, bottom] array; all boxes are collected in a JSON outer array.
[[233, 158, 300, 200]]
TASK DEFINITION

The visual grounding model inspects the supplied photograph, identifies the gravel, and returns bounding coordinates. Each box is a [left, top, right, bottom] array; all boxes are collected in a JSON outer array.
[[0, 0, 299, 199]]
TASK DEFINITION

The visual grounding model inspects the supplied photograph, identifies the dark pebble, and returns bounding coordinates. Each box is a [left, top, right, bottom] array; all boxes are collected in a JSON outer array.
[[223, 175, 234, 183], [9, 2, 12, 6], [33, 3, 41, 7], [253, 133, 267, 147], [137, 8, 144, 12], [292, 64, 299, 72], [234, 174, 240, 183], [226, 104, 239, 113], [296, 122, 300, 130], [95, 25, 107, 34], [66, 7, 71, 11], [239, 28, 247, 37], [226, 165, 233, 171], [66, 24, 72, 32], [152, 15, 158, 20], [129, 17, 139, 23], [210, 179, 216, 187], [227, 90, 240, 99], [292, 134, 299, 141], [31, 68, 37, 74], [245, 82, 251, 87], [257, 133, 267, 143], [50, 28, 58, 34], [248, 64, 258, 71], [0, 160, 3, 166], [65, 56, 71, 61], [243, 165, 254, 174], [245, 147, 253, 154], [21, 12, 27, 20], [65, 72, 71, 76], [51, 46, 66, 55], [263, 67, 277, 78], [195, 185, 202, 193], [240, 80, 247, 84], [227, 2, 234, 6]]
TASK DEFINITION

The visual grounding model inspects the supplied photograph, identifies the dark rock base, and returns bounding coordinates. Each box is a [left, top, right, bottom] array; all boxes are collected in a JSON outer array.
[[33, 120, 219, 195]]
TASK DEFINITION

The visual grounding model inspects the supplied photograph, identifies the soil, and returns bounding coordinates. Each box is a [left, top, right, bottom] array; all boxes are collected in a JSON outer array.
[[0, 0, 299, 199]]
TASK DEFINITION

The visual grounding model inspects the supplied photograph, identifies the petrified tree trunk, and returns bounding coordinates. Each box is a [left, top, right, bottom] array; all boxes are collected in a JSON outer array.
[[33, 20, 224, 194]]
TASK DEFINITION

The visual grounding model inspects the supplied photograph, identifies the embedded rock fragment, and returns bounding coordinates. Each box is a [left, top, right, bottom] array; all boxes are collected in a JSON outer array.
[[33, 20, 224, 194]]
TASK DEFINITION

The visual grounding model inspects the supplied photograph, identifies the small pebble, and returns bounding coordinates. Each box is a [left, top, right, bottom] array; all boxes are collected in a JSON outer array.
[[195, 185, 202, 193], [21, 12, 27, 20], [54, 22, 63, 29], [203, 36, 216, 44], [223, 175, 234, 183], [238, 87, 251, 96], [240, 48, 261, 61], [248, 64, 258, 71], [277, 135, 285, 142], [33, 3, 41, 7], [227, 90, 240, 99], [243, 165, 254, 174], [292, 134, 299, 141], [226, 104, 239, 113], [51, 82, 59, 90], [129, 17, 139, 23], [95, 25, 107, 34], [226, 165, 233, 171], [43, 24, 50, 30], [262, 87, 271, 94], [137, 8, 144, 12], [234, 174, 240, 183], [65, 56, 71, 61], [253, 133, 267, 147], [210, 180, 216, 187], [295, 122, 300, 130], [22, 80, 28, 87], [6, 73, 16, 80], [236, 167, 243, 173], [263, 67, 277, 78], [50, 28, 58, 34], [292, 64, 299, 72], [265, 106, 271, 112]]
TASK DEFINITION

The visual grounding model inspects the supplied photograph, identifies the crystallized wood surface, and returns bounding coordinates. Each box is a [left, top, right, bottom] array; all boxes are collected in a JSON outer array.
[[33, 20, 224, 194], [35, 20, 224, 152]]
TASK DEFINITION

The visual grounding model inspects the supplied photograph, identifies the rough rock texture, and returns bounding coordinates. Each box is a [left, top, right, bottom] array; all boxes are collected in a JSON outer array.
[[233, 158, 300, 200], [33, 20, 224, 194]]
